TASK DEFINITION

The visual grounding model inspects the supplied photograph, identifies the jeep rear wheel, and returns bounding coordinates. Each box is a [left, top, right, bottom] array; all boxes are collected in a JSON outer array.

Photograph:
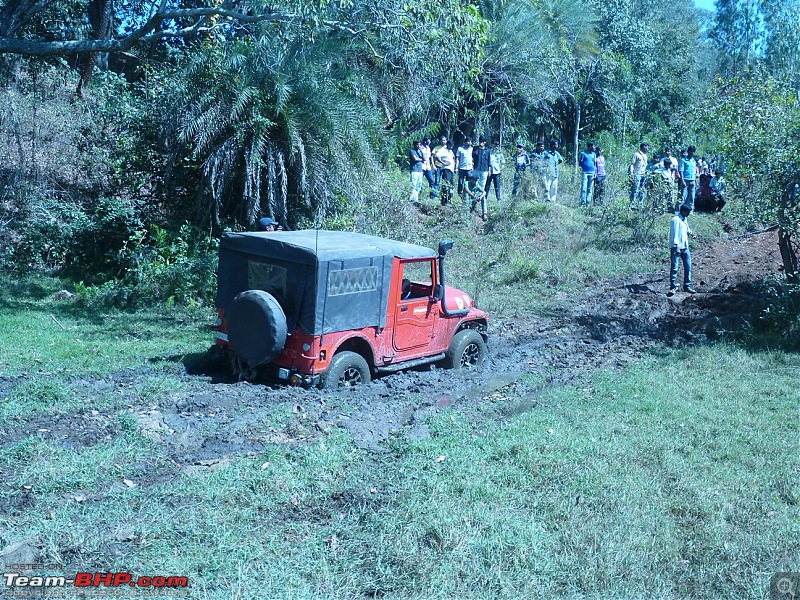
[[323, 351, 371, 389], [227, 290, 288, 368], [443, 329, 487, 371]]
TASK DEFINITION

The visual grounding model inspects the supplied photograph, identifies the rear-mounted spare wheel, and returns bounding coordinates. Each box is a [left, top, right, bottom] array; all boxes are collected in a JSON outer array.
[[226, 290, 288, 368]]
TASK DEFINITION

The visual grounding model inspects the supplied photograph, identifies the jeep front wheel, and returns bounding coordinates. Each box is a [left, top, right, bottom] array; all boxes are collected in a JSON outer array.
[[323, 351, 371, 388], [443, 329, 487, 371]]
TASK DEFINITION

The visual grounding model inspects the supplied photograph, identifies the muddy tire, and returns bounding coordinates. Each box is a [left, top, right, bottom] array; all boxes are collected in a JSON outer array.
[[322, 351, 371, 389], [443, 329, 486, 371], [226, 290, 287, 368]]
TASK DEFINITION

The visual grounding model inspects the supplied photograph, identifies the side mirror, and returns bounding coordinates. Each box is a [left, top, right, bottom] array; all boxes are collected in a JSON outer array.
[[432, 284, 444, 301]]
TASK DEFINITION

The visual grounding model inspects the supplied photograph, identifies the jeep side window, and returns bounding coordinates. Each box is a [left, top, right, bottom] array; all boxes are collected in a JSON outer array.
[[400, 260, 434, 300]]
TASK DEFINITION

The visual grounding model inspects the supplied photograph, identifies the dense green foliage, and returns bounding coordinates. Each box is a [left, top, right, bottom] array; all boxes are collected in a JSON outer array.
[[0, 0, 799, 307]]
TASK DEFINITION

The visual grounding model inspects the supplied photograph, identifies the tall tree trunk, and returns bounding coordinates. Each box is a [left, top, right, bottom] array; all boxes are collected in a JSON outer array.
[[76, 0, 114, 98], [573, 100, 580, 174], [778, 228, 799, 284]]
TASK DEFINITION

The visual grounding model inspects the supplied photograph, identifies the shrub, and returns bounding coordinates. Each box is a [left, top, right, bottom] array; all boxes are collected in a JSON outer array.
[[76, 223, 219, 308], [752, 276, 800, 350]]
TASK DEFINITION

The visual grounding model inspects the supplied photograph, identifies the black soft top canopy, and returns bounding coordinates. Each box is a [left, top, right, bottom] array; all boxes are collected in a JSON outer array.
[[217, 230, 436, 335], [219, 230, 436, 263]]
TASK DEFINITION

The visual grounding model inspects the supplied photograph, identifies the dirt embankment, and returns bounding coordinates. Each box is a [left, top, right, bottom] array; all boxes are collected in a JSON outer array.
[[3, 230, 785, 463]]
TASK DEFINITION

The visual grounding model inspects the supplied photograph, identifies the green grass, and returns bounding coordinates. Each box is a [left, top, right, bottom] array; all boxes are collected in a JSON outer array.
[[0, 184, 793, 599], [2, 345, 796, 598], [0, 275, 211, 377], [413, 188, 698, 316]]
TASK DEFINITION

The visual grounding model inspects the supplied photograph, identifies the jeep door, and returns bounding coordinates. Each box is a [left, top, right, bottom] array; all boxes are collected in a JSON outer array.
[[393, 260, 438, 351]]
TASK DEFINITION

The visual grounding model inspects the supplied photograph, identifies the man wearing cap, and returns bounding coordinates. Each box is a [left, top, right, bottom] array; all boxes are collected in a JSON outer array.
[[257, 217, 281, 232], [512, 143, 529, 197]]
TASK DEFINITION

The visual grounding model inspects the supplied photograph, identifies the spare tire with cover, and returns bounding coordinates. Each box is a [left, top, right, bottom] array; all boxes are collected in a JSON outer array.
[[226, 290, 288, 367]]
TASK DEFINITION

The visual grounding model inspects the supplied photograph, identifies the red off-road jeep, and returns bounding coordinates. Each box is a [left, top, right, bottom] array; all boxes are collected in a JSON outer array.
[[210, 230, 488, 387]]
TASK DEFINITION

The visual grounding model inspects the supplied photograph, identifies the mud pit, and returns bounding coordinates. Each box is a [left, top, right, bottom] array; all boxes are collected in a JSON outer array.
[[5, 230, 785, 461]]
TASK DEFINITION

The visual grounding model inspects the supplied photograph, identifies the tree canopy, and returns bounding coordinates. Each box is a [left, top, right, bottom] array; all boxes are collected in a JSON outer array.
[[1, 0, 799, 300]]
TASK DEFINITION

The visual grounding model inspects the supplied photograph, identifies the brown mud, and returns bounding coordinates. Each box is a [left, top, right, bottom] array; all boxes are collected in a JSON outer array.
[[1, 230, 786, 467]]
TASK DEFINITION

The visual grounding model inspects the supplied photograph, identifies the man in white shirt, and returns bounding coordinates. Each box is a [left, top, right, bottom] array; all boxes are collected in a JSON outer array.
[[456, 137, 474, 197], [668, 204, 696, 295], [629, 142, 649, 209], [420, 137, 437, 199], [663, 146, 678, 170], [433, 137, 456, 206], [485, 141, 505, 202]]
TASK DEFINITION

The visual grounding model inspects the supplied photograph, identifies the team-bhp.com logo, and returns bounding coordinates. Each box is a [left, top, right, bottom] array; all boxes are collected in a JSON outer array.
[[4, 571, 189, 591]]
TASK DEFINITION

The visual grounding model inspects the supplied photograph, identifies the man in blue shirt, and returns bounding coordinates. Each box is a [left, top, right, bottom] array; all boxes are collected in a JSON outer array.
[[579, 142, 596, 207], [679, 145, 698, 211]]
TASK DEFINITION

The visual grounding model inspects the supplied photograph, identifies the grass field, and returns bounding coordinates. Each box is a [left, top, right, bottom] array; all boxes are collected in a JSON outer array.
[[2, 197, 798, 599], [2, 341, 797, 598]]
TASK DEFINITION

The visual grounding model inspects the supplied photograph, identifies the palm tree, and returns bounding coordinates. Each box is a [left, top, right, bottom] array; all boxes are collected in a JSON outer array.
[[175, 30, 383, 229], [473, 0, 599, 143]]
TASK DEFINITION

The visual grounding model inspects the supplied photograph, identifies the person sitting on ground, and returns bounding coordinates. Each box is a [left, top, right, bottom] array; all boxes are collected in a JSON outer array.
[[694, 171, 726, 212]]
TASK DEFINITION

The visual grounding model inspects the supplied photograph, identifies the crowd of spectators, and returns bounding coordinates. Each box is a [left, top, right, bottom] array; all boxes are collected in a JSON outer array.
[[406, 136, 726, 221]]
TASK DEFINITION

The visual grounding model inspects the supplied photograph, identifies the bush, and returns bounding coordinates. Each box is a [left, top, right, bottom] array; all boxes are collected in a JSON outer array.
[[751, 276, 800, 350], [75, 222, 218, 308]]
